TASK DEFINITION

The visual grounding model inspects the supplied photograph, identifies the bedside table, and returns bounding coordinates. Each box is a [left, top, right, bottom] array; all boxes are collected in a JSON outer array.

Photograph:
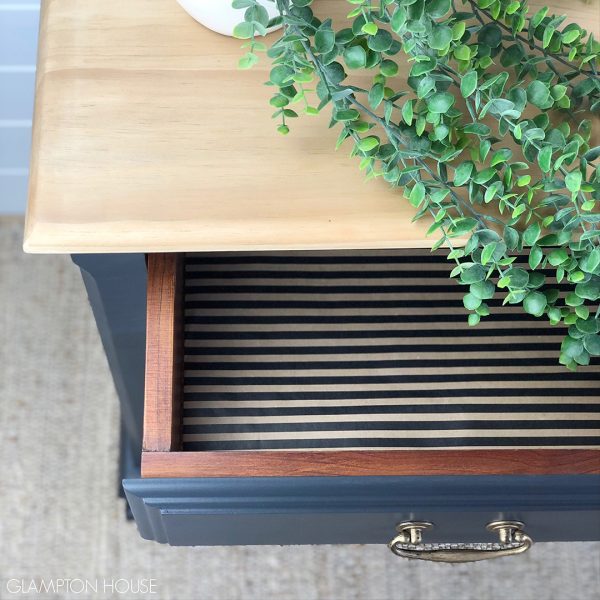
[[25, 0, 600, 552]]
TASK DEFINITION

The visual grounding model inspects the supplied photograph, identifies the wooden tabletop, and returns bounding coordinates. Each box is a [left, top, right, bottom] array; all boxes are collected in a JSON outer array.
[[24, 0, 599, 254]]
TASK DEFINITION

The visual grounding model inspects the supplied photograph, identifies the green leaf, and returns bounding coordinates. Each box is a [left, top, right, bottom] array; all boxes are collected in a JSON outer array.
[[454, 44, 471, 60], [576, 318, 599, 334], [531, 6, 548, 28], [522, 222, 541, 246], [580, 248, 600, 273], [323, 62, 346, 84], [481, 98, 516, 118], [583, 146, 600, 162], [573, 78, 597, 98], [391, 6, 407, 33], [238, 52, 259, 69], [417, 76, 436, 98], [583, 334, 600, 356], [477, 303, 490, 316], [478, 23, 502, 47], [460, 265, 485, 284], [566, 292, 583, 306], [570, 271, 586, 283], [468, 313, 481, 326], [233, 22, 255, 39], [357, 136, 379, 152], [521, 127, 546, 143], [380, 60, 399, 77], [527, 80, 551, 109], [362, 22, 378, 36], [562, 335, 584, 358], [344, 46, 367, 69], [550, 84, 567, 100], [529, 245, 543, 269], [504, 226, 519, 250], [547, 248, 569, 266], [463, 293, 482, 310], [470, 280, 495, 300], [368, 83, 384, 109], [484, 181, 503, 203], [562, 29, 580, 44], [523, 291, 547, 317], [500, 43, 525, 67], [315, 28, 335, 54], [426, 92, 455, 113], [490, 148, 512, 167], [367, 30, 393, 52], [409, 182, 426, 207], [565, 170, 582, 193], [452, 217, 479, 236], [548, 307, 562, 323], [270, 95, 289, 108], [463, 123, 491, 136], [270, 65, 294, 86], [542, 26, 555, 49], [426, 0, 451, 18], [452, 21, 466, 40], [429, 25, 453, 50], [537, 145, 553, 173], [473, 168, 496, 184], [454, 161, 473, 186], [460, 71, 477, 98], [576, 279, 600, 301], [481, 242, 497, 265], [506, 268, 529, 288], [537, 234, 558, 246], [480, 139, 492, 162], [402, 100, 413, 125], [335, 109, 360, 122]]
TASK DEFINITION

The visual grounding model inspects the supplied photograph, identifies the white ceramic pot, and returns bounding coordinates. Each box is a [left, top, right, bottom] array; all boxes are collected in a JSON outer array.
[[177, 0, 281, 37]]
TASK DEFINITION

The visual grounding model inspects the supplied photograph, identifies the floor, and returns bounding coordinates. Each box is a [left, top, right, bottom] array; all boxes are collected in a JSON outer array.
[[0, 217, 599, 600]]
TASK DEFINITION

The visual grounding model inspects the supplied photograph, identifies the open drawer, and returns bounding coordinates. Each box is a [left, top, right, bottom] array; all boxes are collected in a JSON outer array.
[[125, 252, 600, 548]]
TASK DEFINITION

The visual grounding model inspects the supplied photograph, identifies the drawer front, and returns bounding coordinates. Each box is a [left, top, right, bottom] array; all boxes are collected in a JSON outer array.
[[133, 252, 600, 545], [123, 475, 600, 545]]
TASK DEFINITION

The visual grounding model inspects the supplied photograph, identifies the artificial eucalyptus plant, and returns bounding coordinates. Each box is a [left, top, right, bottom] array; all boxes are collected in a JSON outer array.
[[234, 0, 600, 369]]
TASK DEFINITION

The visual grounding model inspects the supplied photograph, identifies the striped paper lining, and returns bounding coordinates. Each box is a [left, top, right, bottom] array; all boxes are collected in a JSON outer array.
[[182, 250, 600, 451]]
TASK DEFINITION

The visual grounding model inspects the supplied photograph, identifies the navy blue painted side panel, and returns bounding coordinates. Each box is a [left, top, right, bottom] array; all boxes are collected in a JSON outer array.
[[123, 476, 600, 545], [72, 254, 147, 480]]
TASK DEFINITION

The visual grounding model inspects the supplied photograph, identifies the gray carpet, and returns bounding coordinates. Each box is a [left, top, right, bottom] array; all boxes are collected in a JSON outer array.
[[0, 216, 598, 600]]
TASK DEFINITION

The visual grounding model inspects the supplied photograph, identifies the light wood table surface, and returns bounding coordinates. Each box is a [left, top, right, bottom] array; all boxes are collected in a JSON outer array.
[[24, 0, 599, 253]]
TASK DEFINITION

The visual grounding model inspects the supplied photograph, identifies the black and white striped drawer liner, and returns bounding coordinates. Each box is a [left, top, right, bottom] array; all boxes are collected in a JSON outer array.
[[182, 250, 600, 451]]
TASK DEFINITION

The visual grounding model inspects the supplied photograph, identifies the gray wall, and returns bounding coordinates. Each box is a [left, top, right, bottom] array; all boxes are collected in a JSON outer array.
[[0, 1, 39, 214]]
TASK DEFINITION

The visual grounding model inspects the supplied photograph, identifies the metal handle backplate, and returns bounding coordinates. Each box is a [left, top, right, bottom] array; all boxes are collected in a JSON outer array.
[[388, 520, 533, 563]]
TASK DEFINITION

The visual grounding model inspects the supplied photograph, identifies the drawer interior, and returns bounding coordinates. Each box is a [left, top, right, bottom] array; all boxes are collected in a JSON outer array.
[[142, 252, 600, 478]]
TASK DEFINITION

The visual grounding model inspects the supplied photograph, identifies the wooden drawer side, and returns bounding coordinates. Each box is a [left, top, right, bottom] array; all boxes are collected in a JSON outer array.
[[143, 253, 184, 452]]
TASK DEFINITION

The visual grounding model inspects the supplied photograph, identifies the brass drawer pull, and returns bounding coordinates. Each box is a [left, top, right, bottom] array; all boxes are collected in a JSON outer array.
[[388, 520, 533, 563]]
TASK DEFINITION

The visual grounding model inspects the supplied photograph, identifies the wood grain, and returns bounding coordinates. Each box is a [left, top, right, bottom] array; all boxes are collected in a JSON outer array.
[[143, 253, 183, 452], [24, 0, 600, 254], [141, 449, 600, 478]]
